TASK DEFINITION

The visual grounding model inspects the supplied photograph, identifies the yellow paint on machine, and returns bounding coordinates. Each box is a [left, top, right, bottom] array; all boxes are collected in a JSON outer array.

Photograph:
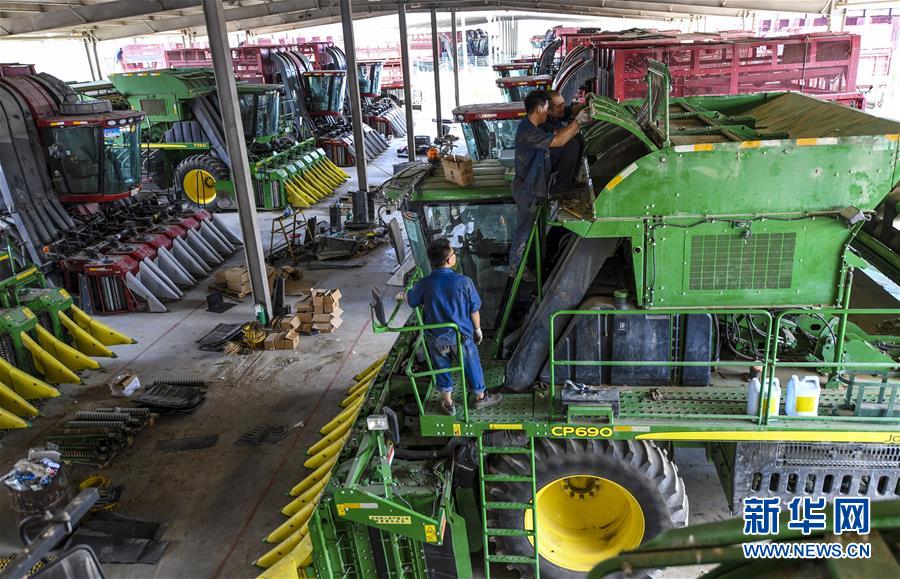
[[369, 515, 412, 525], [489, 423, 523, 430], [635, 431, 900, 444]]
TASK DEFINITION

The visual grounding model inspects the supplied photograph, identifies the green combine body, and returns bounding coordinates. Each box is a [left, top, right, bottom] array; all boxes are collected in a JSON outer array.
[[253, 66, 900, 579], [108, 69, 348, 211]]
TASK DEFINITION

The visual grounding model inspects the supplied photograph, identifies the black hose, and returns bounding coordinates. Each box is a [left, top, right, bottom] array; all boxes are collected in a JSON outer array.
[[393, 437, 467, 460]]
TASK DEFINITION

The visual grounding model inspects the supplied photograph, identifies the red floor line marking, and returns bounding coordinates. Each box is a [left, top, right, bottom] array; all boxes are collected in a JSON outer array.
[[109, 299, 206, 375], [211, 319, 371, 578]]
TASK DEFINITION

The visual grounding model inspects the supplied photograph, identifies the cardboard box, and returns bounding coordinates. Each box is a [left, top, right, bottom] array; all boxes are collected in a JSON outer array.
[[322, 289, 342, 313], [297, 312, 314, 323], [294, 296, 313, 312], [299, 322, 313, 333], [312, 308, 342, 323], [441, 155, 474, 186], [275, 331, 300, 350], [225, 267, 250, 285], [274, 315, 300, 332], [313, 316, 344, 333], [109, 374, 141, 397], [263, 333, 278, 350]]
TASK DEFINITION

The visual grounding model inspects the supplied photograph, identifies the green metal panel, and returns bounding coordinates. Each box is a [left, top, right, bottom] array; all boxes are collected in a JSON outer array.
[[591, 136, 898, 220], [109, 69, 218, 124], [643, 216, 848, 307]]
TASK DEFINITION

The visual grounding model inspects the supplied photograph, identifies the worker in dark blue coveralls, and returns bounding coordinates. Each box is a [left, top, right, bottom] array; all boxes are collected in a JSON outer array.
[[509, 89, 590, 281], [405, 238, 502, 415], [543, 90, 590, 194]]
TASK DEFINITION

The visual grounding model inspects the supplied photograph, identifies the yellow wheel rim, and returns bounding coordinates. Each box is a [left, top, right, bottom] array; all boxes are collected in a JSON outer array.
[[183, 168, 217, 204], [524, 475, 645, 572]]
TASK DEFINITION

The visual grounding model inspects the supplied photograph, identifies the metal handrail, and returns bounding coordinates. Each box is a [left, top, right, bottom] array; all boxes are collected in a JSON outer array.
[[550, 308, 772, 423], [371, 290, 470, 422], [549, 307, 900, 425]]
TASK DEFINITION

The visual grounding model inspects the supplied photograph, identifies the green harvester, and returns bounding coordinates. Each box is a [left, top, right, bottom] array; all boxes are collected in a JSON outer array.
[[253, 63, 900, 579], [108, 69, 348, 211]]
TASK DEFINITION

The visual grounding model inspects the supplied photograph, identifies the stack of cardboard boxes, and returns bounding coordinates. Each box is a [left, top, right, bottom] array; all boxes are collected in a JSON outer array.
[[294, 289, 343, 334], [213, 265, 277, 296], [262, 314, 302, 350]]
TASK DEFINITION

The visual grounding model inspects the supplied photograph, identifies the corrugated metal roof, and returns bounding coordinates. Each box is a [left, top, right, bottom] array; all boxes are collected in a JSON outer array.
[[0, 1, 838, 42]]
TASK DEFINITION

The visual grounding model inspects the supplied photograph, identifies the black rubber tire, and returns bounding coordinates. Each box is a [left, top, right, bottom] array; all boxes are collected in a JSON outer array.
[[174, 154, 232, 211], [486, 438, 689, 579]]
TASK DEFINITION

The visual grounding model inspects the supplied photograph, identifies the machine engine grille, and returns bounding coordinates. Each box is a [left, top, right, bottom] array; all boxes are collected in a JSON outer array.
[[689, 232, 796, 291], [139, 99, 167, 116]]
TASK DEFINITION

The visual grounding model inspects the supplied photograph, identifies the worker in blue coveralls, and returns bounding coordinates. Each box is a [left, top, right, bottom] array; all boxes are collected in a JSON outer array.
[[508, 89, 590, 282], [405, 238, 502, 415], [543, 89, 591, 193]]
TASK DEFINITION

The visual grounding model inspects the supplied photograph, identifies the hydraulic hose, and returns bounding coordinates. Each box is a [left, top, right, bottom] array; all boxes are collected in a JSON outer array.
[[393, 437, 468, 460]]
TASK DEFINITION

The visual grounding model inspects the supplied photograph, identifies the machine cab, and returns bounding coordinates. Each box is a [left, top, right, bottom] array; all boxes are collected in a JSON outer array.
[[495, 74, 553, 102], [302, 70, 347, 117], [453, 102, 525, 161], [237, 85, 283, 142], [492, 62, 534, 78], [356, 59, 384, 99]]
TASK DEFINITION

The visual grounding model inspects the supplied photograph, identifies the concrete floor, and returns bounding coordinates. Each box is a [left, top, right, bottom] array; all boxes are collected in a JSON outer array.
[[0, 143, 745, 579]]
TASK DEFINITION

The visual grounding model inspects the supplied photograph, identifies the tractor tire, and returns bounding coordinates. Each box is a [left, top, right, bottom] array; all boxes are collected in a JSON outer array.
[[486, 438, 688, 579], [174, 154, 233, 211]]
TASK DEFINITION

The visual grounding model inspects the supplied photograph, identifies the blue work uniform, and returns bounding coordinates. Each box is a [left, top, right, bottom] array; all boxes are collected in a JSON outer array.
[[541, 104, 583, 194], [407, 268, 486, 394], [509, 119, 553, 273]]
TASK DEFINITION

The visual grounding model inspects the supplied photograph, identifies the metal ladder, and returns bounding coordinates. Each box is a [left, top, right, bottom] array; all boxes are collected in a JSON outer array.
[[477, 434, 540, 578]]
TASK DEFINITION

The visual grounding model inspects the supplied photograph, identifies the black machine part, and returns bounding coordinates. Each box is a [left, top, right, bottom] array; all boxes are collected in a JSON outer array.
[[0, 489, 101, 579], [505, 236, 618, 392], [711, 442, 900, 514]]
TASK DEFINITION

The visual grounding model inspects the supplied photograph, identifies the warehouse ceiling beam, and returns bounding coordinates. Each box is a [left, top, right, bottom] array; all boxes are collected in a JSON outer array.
[[101, 2, 703, 41], [0, 0, 837, 39]]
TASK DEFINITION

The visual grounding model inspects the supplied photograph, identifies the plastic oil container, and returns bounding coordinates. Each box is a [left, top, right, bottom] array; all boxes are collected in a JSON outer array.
[[785, 375, 821, 417], [746, 377, 781, 417]]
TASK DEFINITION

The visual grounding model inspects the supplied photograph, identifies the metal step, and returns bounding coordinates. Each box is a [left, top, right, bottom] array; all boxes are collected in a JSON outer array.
[[480, 446, 532, 454], [485, 528, 534, 537], [483, 474, 534, 483], [487, 554, 538, 565], [485, 501, 532, 510]]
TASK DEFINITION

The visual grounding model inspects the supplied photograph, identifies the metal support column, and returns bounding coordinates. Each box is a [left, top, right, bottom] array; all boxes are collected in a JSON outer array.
[[398, 2, 416, 159], [460, 16, 467, 70], [91, 36, 102, 79], [201, 0, 272, 319], [430, 8, 443, 139], [451, 10, 459, 108], [340, 0, 369, 197], [82, 37, 97, 81]]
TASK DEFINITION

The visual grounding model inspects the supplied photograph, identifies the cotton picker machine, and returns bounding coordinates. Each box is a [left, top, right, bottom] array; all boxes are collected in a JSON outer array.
[[160, 42, 390, 167], [108, 68, 348, 211], [0, 63, 240, 314], [253, 64, 900, 578]]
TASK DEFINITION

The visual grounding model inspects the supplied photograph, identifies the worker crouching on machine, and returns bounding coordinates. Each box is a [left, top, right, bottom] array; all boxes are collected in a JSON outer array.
[[509, 90, 590, 282]]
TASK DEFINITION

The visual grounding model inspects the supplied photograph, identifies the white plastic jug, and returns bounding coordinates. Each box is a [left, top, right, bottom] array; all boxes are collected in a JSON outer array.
[[786, 375, 821, 417], [747, 377, 781, 417]]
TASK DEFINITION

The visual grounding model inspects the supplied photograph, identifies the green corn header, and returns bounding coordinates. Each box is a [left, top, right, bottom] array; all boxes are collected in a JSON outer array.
[[108, 69, 348, 211], [253, 64, 900, 579]]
